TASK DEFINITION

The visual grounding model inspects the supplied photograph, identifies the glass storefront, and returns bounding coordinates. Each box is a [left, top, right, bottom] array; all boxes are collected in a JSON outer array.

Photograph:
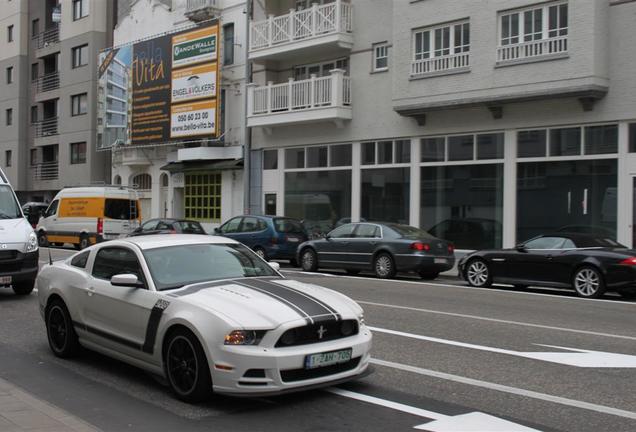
[[517, 159, 617, 242], [361, 168, 410, 224], [285, 170, 351, 237], [420, 164, 504, 250]]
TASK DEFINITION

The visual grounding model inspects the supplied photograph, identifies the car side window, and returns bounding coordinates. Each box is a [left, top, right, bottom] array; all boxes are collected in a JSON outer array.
[[141, 220, 158, 231], [92, 247, 146, 286], [329, 224, 356, 239], [354, 224, 380, 239], [240, 217, 260, 233], [45, 200, 59, 218], [525, 237, 567, 250], [156, 221, 172, 231], [70, 251, 90, 269], [562, 239, 576, 249], [221, 217, 242, 234]]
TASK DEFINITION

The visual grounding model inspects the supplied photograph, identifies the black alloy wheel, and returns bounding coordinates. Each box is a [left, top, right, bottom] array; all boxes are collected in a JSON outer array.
[[465, 259, 492, 288], [301, 248, 318, 272], [572, 267, 605, 299], [165, 329, 212, 403], [374, 253, 396, 279], [46, 300, 80, 358]]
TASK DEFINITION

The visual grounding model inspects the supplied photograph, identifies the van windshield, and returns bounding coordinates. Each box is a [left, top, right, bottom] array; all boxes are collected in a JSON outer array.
[[0, 185, 22, 219], [104, 199, 139, 220]]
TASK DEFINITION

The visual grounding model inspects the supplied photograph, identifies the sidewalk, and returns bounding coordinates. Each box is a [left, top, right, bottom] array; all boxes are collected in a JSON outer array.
[[0, 377, 99, 432]]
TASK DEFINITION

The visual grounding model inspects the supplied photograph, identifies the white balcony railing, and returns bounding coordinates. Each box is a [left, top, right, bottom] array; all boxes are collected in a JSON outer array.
[[411, 52, 470, 77], [185, 0, 219, 21], [32, 161, 59, 181], [497, 36, 568, 63], [250, 0, 353, 52], [248, 70, 351, 117]]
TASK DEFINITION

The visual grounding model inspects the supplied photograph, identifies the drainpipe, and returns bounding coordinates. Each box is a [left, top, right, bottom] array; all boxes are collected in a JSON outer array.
[[242, 0, 252, 214]]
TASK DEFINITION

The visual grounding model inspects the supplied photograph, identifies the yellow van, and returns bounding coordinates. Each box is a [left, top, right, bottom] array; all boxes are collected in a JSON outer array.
[[36, 187, 141, 249]]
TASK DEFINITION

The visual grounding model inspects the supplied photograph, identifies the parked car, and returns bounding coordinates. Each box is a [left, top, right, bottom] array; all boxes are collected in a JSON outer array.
[[297, 223, 455, 280], [37, 186, 141, 250], [0, 168, 39, 295], [215, 215, 308, 265], [37, 235, 371, 402], [129, 218, 206, 236], [21, 202, 49, 228], [458, 233, 636, 299]]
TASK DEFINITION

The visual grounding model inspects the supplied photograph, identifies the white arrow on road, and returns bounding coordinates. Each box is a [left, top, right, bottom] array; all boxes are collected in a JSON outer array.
[[328, 388, 541, 431], [369, 326, 636, 368]]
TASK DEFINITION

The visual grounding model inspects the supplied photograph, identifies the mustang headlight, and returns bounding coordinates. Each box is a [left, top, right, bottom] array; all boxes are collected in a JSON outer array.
[[26, 231, 38, 252], [357, 313, 365, 326], [224, 330, 266, 346]]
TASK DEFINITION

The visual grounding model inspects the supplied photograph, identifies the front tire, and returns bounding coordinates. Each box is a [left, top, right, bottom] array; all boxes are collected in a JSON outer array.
[[46, 300, 80, 358], [165, 328, 212, 403], [572, 267, 605, 298], [465, 259, 492, 288], [374, 253, 396, 279], [300, 248, 318, 272], [78, 234, 90, 250], [12, 280, 35, 296]]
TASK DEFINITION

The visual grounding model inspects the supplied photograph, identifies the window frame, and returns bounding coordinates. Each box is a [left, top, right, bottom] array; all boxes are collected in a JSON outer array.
[[73, 0, 89, 21], [70, 142, 87, 165], [372, 42, 389, 72], [72, 44, 89, 69], [5, 150, 12, 168], [6, 66, 13, 84], [498, 1, 568, 47], [5, 108, 12, 126], [413, 20, 470, 62], [223, 23, 234, 66], [71, 93, 88, 116], [7, 25, 13, 43], [91, 246, 146, 287]]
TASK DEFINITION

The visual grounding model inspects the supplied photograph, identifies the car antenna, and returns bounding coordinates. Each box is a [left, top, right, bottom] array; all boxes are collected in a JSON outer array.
[[48, 246, 53, 265]]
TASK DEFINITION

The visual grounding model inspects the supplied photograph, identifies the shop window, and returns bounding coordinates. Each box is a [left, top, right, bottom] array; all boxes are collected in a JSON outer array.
[[629, 124, 636, 153], [394, 140, 411, 164], [584, 125, 618, 155], [517, 130, 547, 158], [421, 138, 445, 162], [447, 135, 474, 161], [330, 144, 352, 167], [184, 172, 222, 222], [361, 142, 375, 165], [550, 127, 581, 156], [476, 133, 504, 160], [307, 146, 328, 168], [377, 141, 393, 164], [361, 168, 410, 224], [263, 149, 278, 170], [285, 148, 305, 169]]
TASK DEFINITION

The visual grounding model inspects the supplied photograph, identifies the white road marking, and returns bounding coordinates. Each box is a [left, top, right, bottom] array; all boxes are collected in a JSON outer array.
[[369, 326, 636, 368], [371, 358, 636, 421], [281, 270, 636, 305], [358, 301, 636, 341], [327, 388, 540, 431]]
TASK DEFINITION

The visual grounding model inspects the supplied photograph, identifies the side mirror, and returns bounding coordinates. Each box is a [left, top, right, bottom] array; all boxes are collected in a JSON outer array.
[[111, 274, 145, 288], [515, 244, 527, 252], [325, 234, 331, 241], [268, 262, 281, 271], [214, 227, 221, 234]]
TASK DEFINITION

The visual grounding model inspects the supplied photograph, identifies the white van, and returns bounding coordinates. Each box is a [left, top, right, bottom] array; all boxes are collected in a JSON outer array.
[[0, 168, 39, 295], [37, 187, 141, 250]]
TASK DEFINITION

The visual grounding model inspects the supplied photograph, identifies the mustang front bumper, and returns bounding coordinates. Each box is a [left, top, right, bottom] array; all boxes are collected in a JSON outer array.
[[208, 326, 373, 395]]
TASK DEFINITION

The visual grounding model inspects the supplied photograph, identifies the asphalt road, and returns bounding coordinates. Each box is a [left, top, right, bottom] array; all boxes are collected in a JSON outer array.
[[0, 246, 634, 431]]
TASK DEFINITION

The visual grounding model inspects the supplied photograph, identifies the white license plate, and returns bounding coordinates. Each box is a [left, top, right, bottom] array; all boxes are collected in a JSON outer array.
[[434, 258, 448, 264], [0, 276, 12, 285], [305, 348, 352, 369], [287, 237, 300, 243]]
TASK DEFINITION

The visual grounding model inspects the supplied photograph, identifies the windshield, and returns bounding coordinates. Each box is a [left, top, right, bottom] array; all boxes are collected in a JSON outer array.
[[0, 185, 22, 219], [386, 224, 435, 240], [274, 218, 305, 234], [143, 243, 278, 291]]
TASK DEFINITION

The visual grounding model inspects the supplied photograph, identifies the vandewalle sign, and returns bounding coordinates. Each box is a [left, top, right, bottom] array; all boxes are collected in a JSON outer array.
[[96, 21, 220, 148]]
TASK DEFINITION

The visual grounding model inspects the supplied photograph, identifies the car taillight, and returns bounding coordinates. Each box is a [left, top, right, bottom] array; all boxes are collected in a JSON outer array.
[[271, 236, 278, 244], [97, 217, 103, 235], [410, 242, 430, 251], [620, 257, 636, 266], [448, 244, 455, 253]]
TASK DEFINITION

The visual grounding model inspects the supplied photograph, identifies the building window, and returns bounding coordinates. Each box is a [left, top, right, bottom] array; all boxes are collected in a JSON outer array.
[[5, 109, 12, 126], [7, 25, 13, 42], [412, 21, 470, 75], [70, 142, 86, 164], [307, 146, 328, 168], [73, 0, 89, 20], [5, 150, 11, 167], [184, 172, 222, 222], [330, 144, 352, 167], [31, 63, 38, 82], [584, 125, 618, 155], [6, 66, 13, 84], [71, 93, 88, 116], [223, 23, 234, 65], [72, 44, 88, 68], [294, 58, 349, 80], [263, 150, 278, 170], [629, 124, 636, 153], [361, 168, 410, 224], [30, 106, 38, 123], [373, 43, 389, 72], [518, 125, 617, 158], [285, 148, 305, 169], [360, 140, 411, 165], [420, 133, 504, 162], [517, 130, 547, 158], [30, 149, 38, 165], [32, 19, 39, 38], [132, 173, 152, 190]]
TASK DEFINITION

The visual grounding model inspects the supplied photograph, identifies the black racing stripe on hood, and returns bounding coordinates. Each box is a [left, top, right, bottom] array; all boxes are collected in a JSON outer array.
[[231, 280, 311, 324], [259, 279, 343, 321], [238, 279, 338, 322]]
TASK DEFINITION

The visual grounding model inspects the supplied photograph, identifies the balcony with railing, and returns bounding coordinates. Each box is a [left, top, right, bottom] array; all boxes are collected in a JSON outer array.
[[249, 0, 353, 61], [32, 72, 60, 94], [32, 25, 60, 51], [185, 0, 219, 22], [247, 69, 351, 128], [497, 36, 568, 64], [32, 161, 59, 181], [411, 52, 471, 77], [32, 117, 59, 138]]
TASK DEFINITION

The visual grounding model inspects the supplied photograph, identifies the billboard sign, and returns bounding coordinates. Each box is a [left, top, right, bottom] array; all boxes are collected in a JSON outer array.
[[97, 21, 220, 149]]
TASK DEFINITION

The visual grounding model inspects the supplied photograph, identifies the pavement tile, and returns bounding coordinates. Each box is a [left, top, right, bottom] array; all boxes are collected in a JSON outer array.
[[1, 410, 61, 429]]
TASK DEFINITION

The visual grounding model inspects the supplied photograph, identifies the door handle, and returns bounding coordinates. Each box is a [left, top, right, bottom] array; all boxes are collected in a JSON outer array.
[[87, 287, 95, 297], [546, 255, 553, 260]]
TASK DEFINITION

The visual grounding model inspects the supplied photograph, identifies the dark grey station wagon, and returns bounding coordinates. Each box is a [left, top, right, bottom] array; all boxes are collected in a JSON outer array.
[[297, 223, 455, 280]]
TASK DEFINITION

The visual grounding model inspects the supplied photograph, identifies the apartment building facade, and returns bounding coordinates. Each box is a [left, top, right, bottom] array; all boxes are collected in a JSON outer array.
[[109, 0, 246, 226], [0, 0, 115, 203], [247, 0, 636, 250]]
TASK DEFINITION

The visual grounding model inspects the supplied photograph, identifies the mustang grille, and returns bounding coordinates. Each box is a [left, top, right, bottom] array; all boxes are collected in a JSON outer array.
[[280, 357, 361, 383], [275, 319, 359, 348]]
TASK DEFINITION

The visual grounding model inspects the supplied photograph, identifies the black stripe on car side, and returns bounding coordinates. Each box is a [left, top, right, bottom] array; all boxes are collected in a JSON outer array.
[[142, 299, 171, 354], [232, 280, 313, 325], [72, 321, 142, 351], [258, 279, 342, 321]]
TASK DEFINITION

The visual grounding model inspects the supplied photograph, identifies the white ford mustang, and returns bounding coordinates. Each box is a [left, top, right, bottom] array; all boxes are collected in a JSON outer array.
[[37, 235, 372, 402]]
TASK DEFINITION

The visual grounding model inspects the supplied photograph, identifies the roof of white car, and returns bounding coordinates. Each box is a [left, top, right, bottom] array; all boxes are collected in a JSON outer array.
[[120, 234, 239, 250]]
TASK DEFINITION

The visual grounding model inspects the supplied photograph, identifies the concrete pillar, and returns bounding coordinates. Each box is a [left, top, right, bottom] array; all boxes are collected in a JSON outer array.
[[502, 129, 517, 248]]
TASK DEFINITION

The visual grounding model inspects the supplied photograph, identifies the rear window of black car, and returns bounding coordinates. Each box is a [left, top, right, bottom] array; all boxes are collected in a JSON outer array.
[[575, 237, 626, 248], [386, 224, 435, 239], [274, 218, 304, 234], [176, 221, 205, 234]]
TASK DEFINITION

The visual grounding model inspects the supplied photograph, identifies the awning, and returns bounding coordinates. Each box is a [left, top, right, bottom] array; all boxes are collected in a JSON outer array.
[[160, 158, 243, 173]]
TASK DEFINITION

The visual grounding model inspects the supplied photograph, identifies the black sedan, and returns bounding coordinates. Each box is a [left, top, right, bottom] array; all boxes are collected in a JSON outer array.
[[129, 218, 206, 236], [458, 233, 636, 299], [297, 222, 455, 280]]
